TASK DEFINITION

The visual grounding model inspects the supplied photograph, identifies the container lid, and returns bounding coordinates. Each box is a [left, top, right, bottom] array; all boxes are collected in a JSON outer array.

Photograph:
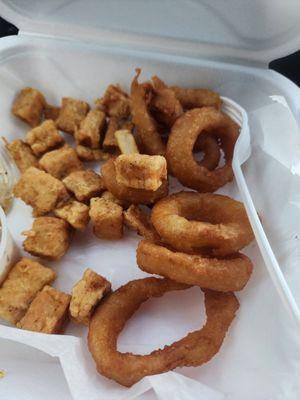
[[1, 0, 300, 64]]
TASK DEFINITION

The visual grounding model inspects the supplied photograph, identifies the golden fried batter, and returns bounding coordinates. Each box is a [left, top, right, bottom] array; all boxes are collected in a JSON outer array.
[[12, 87, 46, 127], [75, 109, 106, 149], [6, 139, 38, 173], [54, 200, 90, 230], [63, 169, 105, 202], [26, 120, 64, 156], [56, 97, 90, 134], [124, 205, 160, 241], [89, 197, 123, 240], [96, 84, 130, 120]]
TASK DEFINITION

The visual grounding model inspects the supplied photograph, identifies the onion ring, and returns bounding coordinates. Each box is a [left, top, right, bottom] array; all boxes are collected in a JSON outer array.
[[102, 158, 168, 205], [137, 240, 253, 292], [194, 133, 220, 171], [166, 107, 239, 192], [131, 69, 165, 155], [171, 86, 222, 109], [88, 277, 239, 387], [151, 192, 254, 256]]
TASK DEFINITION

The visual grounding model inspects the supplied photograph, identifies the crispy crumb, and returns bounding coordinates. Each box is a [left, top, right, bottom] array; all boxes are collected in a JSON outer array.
[[54, 200, 90, 230], [44, 104, 60, 120], [0, 258, 56, 324], [56, 97, 90, 134], [63, 169, 105, 202], [39, 145, 83, 179], [12, 87, 45, 127], [23, 217, 72, 260], [114, 154, 167, 191], [95, 85, 130, 120], [75, 109, 106, 149], [101, 190, 128, 208], [26, 120, 64, 156], [70, 269, 111, 325], [13, 167, 69, 216], [89, 197, 123, 240], [124, 205, 160, 241], [6, 139, 39, 173], [76, 145, 111, 161], [17, 286, 71, 334]]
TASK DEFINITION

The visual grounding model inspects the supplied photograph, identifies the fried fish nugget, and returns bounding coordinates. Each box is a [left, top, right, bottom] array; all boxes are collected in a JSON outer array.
[[114, 154, 167, 191], [13, 167, 69, 216], [56, 97, 90, 134], [54, 200, 90, 230], [17, 285, 71, 334], [88, 277, 239, 387], [12, 87, 46, 127], [25, 120, 64, 156], [70, 269, 111, 325], [89, 197, 123, 240], [75, 109, 106, 149], [96, 84, 131, 120], [76, 145, 111, 162], [63, 169, 105, 202], [23, 217, 72, 260], [39, 145, 84, 179], [6, 139, 38, 173], [0, 258, 56, 324]]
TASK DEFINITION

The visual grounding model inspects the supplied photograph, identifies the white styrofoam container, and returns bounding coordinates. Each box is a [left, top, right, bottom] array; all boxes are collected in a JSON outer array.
[[0, 1, 300, 400]]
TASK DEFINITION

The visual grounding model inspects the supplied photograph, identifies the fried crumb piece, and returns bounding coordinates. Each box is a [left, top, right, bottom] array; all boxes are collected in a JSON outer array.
[[6, 139, 38, 172], [70, 268, 111, 325], [74, 109, 106, 149], [101, 190, 128, 208], [25, 120, 64, 156], [96, 84, 130, 120], [17, 286, 71, 334], [39, 145, 83, 179], [54, 199, 89, 230], [0, 258, 56, 324], [13, 167, 69, 216], [12, 87, 46, 127], [56, 97, 90, 134], [89, 197, 123, 240], [23, 217, 72, 260], [124, 204, 160, 241], [63, 169, 105, 202], [114, 154, 167, 191], [115, 129, 139, 154], [44, 104, 60, 120], [76, 145, 111, 161], [103, 117, 119, 149]]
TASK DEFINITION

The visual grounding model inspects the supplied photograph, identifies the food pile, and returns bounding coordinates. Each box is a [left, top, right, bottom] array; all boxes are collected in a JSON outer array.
[[0, 69, 254, 387]]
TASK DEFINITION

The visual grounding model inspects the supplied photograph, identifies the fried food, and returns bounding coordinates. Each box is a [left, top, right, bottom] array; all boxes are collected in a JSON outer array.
[[63, 169, 105, 202], [194, 133, 220, 170], [103, 117, 119, 150], [137, 240, 253, 291], [96, 84, 131, 120], [124, 205, 160, 241], [150, 76, 183, 127], [101, 190, 129, 208], [70, 268, 111, 325], [39, 145, 84, 179], [166, 107, 239, 192], [44, 104, 60, 120], [74, 109, 106, 149], [0, 258, 56, 324], [151, 192, 254, 256], [115, 154, 167, 191], [56, 97, 90, 134], [6, 139, 39, 172], [25, 120, 64, 156], [115, 129, 139, 155], [171, 86, 222, 110], [17, 285, 71, 334], [131, 69, 165, 155], [54, 200, 90, 230], [23, 217, 72, 260], [76, 145, 111, 162], [88, 277, 239, 387], [12, 87, 46, 127], [102, 158, 168, 205], [89, 197, 123, 240], [13, 167, 69, 216]]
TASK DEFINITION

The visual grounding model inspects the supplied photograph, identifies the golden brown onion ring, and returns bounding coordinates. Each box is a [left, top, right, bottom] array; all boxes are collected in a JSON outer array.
[[137, 240, 253, 291], [166, 107, 239, 192], [171, 86, 222, 109], [102, 158, 168, 205], [88, 277, 239, 387], [130, 69, 165, 155], [194, 133, 220, 171], [151, 192, 254, 256]]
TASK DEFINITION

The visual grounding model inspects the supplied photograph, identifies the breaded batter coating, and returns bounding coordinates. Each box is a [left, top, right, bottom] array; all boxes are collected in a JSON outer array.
[[0, 258, 56, 324], [6, 139, 38, 172], [96, 85, 130, 120], [23, 217, 72, 260], [26, 120, 64, 156], [75, 109, 106, 149], [89, 197, 123, 240], [54, 200, 90, 230], [70, 269, 111, 325], [13, 167, 69, 216], [56, 97, 90, 134], [63, 169, 105, 202], [17, 285, 71, 334], [12, 87, 46, 127]]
